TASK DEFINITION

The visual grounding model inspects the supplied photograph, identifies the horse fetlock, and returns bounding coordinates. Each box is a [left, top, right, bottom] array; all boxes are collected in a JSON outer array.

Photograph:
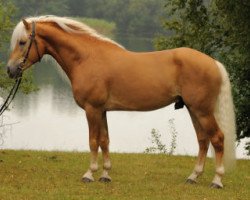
[[90, 163, 98, 172], [103, 160, 111, 170], [195, 170, 203, 177], [216, 166, 225, 176], [194, 165, 204, 176]]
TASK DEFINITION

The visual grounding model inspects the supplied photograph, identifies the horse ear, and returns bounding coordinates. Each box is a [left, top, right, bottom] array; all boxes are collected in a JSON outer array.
[[22, 18, 30, 30]]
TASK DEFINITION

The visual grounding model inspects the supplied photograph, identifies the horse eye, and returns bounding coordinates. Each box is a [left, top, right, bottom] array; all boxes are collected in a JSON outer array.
[[19, 41, 26, 46]]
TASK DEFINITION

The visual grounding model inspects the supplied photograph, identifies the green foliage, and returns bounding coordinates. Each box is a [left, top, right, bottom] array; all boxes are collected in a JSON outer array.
[[0, 0, 16, 91], [74, 17, 116, 38], [155, 0, 250, 143], [10, 0, 167, 37], [155, 0, 214, 54], [145, 129, 169, 154], [211, 0, 250, 142], [10, 0, 69, 19], [68, 0, 166, 37], [0, 150, 249, 199], [0, 1, 37, 96], [145, 119, 177, 155], [19, 71, 38, 94], [0, 0, 15, 45]]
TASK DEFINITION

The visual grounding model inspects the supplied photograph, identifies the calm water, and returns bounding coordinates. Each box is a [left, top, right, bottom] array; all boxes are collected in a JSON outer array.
[[0, 36, 249, 159]]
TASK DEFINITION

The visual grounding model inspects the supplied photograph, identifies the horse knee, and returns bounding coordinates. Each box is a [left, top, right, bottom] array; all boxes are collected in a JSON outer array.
[[99, 137, 109, 151]]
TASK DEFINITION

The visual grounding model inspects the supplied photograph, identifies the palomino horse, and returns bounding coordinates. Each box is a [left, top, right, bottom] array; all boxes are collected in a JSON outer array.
[[6, 16, 236, 188]]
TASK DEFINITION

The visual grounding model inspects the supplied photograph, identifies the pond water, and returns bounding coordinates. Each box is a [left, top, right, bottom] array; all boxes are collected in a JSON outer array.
[[0, 35, 249, 159]]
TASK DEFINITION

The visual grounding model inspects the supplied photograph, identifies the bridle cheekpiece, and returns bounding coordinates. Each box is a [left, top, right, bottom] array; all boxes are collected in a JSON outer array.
[[19, 21, 41, 72]]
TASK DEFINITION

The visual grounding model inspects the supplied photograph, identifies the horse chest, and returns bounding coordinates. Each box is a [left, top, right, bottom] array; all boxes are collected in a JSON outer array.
[[72, 80, 108, 109]]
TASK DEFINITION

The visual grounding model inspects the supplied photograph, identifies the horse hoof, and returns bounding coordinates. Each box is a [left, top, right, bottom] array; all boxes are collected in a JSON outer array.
[[82, 177, 94, 183], [186, 178, 197, 184], [99, 177, 111, 183], [210, 183, 223, 189]]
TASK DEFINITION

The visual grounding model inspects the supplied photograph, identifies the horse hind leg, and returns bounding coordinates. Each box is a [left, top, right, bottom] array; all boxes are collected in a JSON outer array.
[[186, 111, 210, 184], [195, 113, 225, 188]]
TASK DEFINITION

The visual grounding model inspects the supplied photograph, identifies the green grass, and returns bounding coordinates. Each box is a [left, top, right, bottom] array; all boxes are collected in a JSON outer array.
[[0, 150, 249, 200]]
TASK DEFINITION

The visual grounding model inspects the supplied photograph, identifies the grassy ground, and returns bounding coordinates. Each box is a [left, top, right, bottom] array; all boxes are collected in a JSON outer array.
[[0, 150, 249, 200]]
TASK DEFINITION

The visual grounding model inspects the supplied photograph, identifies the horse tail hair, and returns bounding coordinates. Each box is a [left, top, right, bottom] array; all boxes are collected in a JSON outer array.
[[214, 61, 236, 170]]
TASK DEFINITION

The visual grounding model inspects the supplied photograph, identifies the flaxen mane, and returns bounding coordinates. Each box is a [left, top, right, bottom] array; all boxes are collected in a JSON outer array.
[[11, 15, 124, 50]]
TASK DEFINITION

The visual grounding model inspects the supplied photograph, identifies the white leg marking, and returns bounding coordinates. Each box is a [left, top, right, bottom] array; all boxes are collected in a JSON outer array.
[[212, 174, 223, 188], [99, 159, 111, 180], [82, 161, 98, 181], [187, 164, 204, 181], [100, 169, 112, 180], [90, 162, 98, 172], [212, 165, 224, 188], [103, 160, 111, 170], [83, 169, 94, 181]]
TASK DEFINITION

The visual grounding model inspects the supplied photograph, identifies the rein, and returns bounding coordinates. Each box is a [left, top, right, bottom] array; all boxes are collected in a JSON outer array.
[[0, 21, 40, 116], [0, 77, 22, 116]]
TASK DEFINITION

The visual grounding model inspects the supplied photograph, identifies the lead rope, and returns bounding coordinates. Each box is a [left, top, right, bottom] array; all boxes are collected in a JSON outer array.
[[0, 76, 22, 116]]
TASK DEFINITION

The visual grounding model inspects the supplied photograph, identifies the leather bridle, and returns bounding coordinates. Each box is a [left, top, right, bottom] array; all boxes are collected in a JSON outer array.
[[0, 21, 41, 116], [19, 21, 41, 72]]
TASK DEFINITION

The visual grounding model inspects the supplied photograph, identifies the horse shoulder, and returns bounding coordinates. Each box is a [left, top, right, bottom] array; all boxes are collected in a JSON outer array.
[[70, 66, 109, 109]]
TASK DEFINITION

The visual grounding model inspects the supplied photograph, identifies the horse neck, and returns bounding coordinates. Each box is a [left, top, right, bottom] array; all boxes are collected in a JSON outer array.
[[38, 23, 123, 80]]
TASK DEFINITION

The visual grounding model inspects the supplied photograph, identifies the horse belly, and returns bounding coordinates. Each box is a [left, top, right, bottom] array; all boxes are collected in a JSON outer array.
[[107, 73, 177, 111]]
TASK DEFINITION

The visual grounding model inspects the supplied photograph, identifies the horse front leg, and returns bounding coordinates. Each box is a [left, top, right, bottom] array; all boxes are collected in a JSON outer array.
[[82, 106, 112, 183], [82, 105, 102, 182], [99, 111, 112, 182]]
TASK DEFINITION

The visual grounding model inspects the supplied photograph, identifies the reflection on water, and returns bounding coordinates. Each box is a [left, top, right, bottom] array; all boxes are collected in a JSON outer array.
[[1, 36, 248, 159]]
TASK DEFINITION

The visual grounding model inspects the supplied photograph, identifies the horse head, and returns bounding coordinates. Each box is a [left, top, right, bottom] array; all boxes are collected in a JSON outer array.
[[7, 19, 43, 79]]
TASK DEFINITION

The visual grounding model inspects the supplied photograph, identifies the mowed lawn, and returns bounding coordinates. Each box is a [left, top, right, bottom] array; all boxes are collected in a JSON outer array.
[[0, 150, 249, 200]]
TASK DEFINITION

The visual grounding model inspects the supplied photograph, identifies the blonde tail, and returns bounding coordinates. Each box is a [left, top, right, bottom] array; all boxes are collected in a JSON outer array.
[[214, 61, 236, 170]]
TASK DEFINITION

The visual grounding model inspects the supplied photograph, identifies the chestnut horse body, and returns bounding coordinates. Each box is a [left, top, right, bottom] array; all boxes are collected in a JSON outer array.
[[6, 16, 236, 188]]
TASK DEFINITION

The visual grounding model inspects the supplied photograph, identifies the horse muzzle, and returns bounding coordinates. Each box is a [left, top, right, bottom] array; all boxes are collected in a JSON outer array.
[[7, 65, 22, 79]]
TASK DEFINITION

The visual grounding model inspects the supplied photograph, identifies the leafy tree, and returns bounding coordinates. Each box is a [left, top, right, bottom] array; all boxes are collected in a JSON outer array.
[[67, 0, 166, 37], [155, 0, 250, 153], [11, 0, 167, 38], [155, 0, 214, 53], [0, 0, 16, 90], [212, 0, 250, 142], [126, 0, 165, 36], [0, 0, 37, 94], [11, 0, 69, 19]]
